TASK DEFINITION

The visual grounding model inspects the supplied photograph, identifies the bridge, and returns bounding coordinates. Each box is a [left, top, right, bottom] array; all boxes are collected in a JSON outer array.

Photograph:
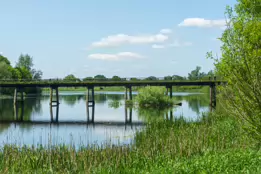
[[0, 79, 226, 108]]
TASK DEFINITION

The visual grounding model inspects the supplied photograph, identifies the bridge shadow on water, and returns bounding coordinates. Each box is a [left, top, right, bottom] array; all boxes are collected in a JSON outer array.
[[0, 101, 146, 129]]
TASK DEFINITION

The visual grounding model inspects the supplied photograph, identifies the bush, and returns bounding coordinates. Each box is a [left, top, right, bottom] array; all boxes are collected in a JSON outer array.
[[135, 86, 174, 108]]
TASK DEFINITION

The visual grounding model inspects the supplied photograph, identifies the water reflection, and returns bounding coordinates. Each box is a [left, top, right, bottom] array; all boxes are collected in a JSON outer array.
[[0, 91, 210, 148]]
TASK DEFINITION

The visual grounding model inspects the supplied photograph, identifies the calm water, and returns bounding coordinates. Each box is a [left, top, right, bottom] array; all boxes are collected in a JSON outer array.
[[0, 91, 210, 148]]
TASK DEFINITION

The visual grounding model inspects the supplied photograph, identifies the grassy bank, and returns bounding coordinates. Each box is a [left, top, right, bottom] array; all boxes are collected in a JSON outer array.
[[0, 110, 259, 173]]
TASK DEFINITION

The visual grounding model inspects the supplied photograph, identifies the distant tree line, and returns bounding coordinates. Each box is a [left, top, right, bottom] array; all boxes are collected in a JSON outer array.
[[62, 66, 216, 82]]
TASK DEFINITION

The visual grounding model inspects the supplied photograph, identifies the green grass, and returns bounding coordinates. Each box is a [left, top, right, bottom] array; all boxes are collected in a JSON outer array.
[[0, 110, 259, 173]]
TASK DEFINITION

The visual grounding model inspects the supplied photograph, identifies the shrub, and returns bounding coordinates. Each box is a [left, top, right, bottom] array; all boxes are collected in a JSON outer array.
[[135, 86, 174, 108]]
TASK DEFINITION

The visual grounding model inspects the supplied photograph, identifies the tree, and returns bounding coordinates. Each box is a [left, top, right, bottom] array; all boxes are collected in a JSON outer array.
[[0, 54, 11, 66], [94, 74, 106, 80], [164, 76, 172, 80], [188, 66, 202, 80], [0, 62, 12, 80], [130, 77, 139, 81], [207, 0, 261, 140], [172, 75, 186, 80], [16, 54, 34, 71], [112, 75, 121, 81], [145, 76, 158, 81], [64, 74, 79, 82], [16, 54, 42, 80], [83, 77, 93, 81]]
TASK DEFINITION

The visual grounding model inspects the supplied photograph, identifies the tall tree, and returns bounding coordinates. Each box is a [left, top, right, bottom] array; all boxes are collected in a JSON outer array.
[[16, 54, 42, 80], [207, 0, 261, 140], [188, 66, 202, 80]]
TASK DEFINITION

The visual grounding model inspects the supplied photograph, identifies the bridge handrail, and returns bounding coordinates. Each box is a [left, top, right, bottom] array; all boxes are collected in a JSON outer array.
[[0, 76, 223, 83]]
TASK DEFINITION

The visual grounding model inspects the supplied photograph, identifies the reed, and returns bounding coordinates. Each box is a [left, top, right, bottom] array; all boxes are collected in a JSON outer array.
[[0, 111, 259, 173]]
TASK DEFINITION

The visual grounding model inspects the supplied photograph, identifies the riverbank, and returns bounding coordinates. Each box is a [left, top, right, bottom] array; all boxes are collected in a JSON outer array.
[[0, 110, 259, 173]]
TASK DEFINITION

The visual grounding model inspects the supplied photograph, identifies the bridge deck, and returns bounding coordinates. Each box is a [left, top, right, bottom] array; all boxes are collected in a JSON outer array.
[[0, 80, 225, 88]]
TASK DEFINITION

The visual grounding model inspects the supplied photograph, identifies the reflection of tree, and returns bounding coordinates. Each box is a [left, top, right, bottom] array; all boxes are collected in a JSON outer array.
[[106, 94, 124, 102], [0, 97, 42, 132], [61, 95, 84, 106], [94, 94, 107, 104], [181, 94, 210, 113], [137, 107, 173, 122], [108, 100, 122, 109]]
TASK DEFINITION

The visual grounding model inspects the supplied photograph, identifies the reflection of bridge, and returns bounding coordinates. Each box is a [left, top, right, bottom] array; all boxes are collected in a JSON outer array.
[[4, 102, 144, 127], [0, 79, 225, 108]]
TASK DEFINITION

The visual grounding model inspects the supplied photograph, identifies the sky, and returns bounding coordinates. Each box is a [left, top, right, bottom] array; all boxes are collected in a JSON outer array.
[[0, 0, 237, 79]]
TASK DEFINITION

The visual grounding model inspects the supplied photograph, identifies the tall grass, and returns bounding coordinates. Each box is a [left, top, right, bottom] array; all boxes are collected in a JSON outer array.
[[0, 110, 260, 173]]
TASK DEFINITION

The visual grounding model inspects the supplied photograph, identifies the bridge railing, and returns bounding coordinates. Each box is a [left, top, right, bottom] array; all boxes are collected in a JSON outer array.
[[0, 76, 222, 83]]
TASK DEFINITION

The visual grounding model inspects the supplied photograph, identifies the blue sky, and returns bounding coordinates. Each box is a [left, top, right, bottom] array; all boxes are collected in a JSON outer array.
[[0, 0, 237, 79]]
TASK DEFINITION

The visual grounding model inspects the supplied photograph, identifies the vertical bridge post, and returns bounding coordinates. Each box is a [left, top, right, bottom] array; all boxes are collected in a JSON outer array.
[[210, 83, 217, 109], [49, 86, 60, 106], [129, 86, 132, 100], [14, 87, 24, 106], [50, 104, 59, 123], [87, 86, 95, 107], [166, 86, 173, 98], [125, 86, 132, 101]]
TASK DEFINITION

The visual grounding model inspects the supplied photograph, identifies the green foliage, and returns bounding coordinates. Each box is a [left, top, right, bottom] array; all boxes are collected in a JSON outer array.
[[135, 86, 174, 108], [0, 54, 11, 66], [207, 0, 261, 140], [0, 62, 12, 80], [83, 76, 93, 81], [164, 75, 172, 80], [172, 75, 186, 80], [188, 66, 215, 80], [63, 74, 80, 82], [108, 100, 122, 109], [16, 54, 42, 80], [144, 76, 158, 81], [94, 74, 106, 80], [111, 75, 121, 81]]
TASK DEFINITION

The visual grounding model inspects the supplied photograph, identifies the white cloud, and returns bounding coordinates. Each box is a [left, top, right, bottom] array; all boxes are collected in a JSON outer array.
[[90, 33, 168, 48], [152, 44, 165, 49], [159, 28, 172, 34], [88, 52, 144, 61], [152, 41, 192, 49], [178, 18, 226, 28]]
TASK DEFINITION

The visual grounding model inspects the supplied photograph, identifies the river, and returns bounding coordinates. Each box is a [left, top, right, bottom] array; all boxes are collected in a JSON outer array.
[[0, 91, 210, 149]]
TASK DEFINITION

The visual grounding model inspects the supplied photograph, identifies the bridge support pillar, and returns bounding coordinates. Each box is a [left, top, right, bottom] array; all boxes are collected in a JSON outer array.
[[14, 87, 24, 106], [87, 86, 95, 106], [50, 87, 60, 106], [125, 107, 133, 124], [210, 84, 217, 109], [50, 104, 59, 123], [125, 87, 128, 100], [166, 86, 173, 98], [87, 104, 95, 123], [14, 99, 24, 121], [129, 86, 132, 100], [125, 86, 132, 101]]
